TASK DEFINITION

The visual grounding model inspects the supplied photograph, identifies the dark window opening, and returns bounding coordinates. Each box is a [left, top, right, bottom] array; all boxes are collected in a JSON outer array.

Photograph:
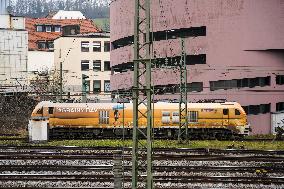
[[104, 61, 111, 71], [276, 75, 284, 85], [36, 25, 43, 32], [54, 26, 61, 32], [37, 41, 46, 49], [153, 82, 203, 95], [45, 25, 51, 32], [93, 80, 101, 93], [93, 41, 101, 52], [93, 60, 101, 71], [47, 41, 54, 49], [243, 106, 248, 114], [48, 107, 54, 114], [104, 41, 110, 52], [210, 76, 271, 91], [249, 105, 260, 115], [36, 108, 43, 114], [276, 102, 284, 112], [235, 109, 241, 115], [111, 26, 206, 50], [187, 82, 203, 92], [37, 41, 54, 50], [242, 103, 270, 115], [81, 41, 89, 52], [81, 60, 89, 71], [112, 36, 134, 49], [259, 104, 270, 114], [223, 109, 229, 115], [112, 54, 206, 73], [36, 25, 62, 32]]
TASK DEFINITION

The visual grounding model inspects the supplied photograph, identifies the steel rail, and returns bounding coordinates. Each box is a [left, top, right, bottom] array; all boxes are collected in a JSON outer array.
[[0, 174, 283, 184], [1, 146, 284, 155], [0, 165, 283, 173], [0, 154, 283, 162]]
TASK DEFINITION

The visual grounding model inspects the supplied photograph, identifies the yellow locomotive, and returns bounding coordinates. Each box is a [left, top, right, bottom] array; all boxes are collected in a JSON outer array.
[[30, 101, 250, 139]]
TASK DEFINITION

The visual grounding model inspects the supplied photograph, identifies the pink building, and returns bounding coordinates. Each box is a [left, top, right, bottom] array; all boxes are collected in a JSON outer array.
[[110, 0, 284, 134]]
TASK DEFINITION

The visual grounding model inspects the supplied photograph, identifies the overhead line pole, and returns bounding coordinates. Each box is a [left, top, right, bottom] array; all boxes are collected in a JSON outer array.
[[60, 62, 63, 102], [132, 0, 153, 188], [178, 38, 189, 143]]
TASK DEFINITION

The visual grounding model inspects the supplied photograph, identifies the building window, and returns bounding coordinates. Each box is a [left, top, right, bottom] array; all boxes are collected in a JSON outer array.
[[276, 102, 284, 112], [93, 41, 101, 52], [104, 80, 110, 92], [104, 41, 110, 52], [259, 104, 270, 114], [83, 80, 90, 93], [187, 82, 203, 92], [276, 75, 284, 85], [112, 26, 206, 50], [47, 41, 54, 49], [104, 61, 111, 71], [93, 60, 101, 71], [242, 103, 270, 115], [36, 25, 43, 32], [81, 41, 90, 52], [54, 26, 61, 32], [37, 41, 46, 49], [210, 76, 270, 91], [46, 26, 51, 32], [81, 60, 89, 71], [93, 80, 101, 93]]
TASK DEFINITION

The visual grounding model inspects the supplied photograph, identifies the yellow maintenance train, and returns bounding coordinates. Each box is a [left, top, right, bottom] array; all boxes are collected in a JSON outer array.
[[30, 101, 250, 139]]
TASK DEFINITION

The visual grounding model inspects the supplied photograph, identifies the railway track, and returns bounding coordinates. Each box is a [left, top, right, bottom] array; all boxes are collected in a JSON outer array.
[[0, 146, 283, 188], [0, 135, 281, 142]]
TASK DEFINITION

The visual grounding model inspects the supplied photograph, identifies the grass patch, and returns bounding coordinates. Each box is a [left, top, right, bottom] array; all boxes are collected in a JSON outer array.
[[0, 139, 283, 150]]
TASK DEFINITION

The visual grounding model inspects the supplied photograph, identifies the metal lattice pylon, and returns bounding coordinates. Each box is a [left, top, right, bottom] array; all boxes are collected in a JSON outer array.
[[178, 38, 189, 143], [132, 0, 153, 188]]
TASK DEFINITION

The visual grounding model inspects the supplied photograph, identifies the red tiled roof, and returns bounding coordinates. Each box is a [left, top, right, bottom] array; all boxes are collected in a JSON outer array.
[[26, 18, 101, 51]]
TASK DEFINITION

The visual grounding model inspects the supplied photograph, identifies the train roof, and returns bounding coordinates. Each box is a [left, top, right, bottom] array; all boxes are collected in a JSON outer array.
[[38, 101, 242, 109]]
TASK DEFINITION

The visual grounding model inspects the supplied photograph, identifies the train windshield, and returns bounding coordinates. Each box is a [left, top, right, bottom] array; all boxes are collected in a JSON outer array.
[[36, 107, 43, 114]]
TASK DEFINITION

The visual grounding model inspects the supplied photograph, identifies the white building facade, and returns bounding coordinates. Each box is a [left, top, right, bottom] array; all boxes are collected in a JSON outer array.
[[0, 0, 28, 92], [54, 33, 111, 101], [52, 10, 86, 20]]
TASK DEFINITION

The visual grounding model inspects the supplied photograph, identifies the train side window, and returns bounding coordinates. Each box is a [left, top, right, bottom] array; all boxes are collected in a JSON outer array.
[[235, 109, 241, 115], [162, 111, 170, 124], [37, 108, 43, 114], [223, 109, 229, 115], [189, 111, 198, 122], [48, 107, 54, 114], [172, 112, 179, 123]]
